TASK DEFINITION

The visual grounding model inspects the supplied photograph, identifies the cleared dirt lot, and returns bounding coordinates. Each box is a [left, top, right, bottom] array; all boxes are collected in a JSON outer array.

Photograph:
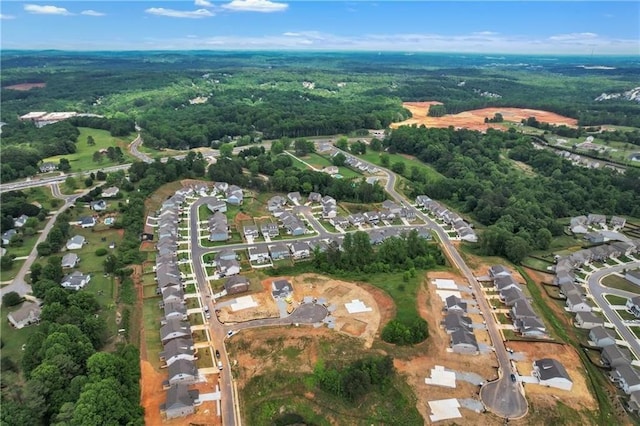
[[4, 82, 46, 91], [393, 101, 578, 132]]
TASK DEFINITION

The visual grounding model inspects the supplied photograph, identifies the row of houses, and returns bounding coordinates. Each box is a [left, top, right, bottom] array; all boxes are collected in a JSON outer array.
[[155, 188, 201, 420], [339, 153, 379, 174], [553, 239, 640, 287], [569, 214, 626, 234], [442, 305, 479, 354], [489, 265, 548, 338], [415, 195, 477, 242]]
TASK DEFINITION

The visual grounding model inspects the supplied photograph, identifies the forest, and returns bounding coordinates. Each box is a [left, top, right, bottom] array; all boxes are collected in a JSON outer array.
[[384, 125, 640, 263]]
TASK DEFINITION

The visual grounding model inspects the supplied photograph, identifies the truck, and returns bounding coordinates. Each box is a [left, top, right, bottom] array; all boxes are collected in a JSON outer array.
[[218, 361, 223, 370]]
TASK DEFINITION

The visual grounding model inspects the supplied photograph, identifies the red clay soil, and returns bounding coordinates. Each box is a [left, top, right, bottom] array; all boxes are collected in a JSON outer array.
[[393, 101, 578, 132], [141, 360, 165, 426], [4, 82, 46, 91]]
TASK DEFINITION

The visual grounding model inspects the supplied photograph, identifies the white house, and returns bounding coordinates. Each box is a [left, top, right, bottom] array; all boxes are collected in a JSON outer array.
[[90, 200, 107, 211], [565, 292, 592, 312], [533, 358, 573, 391], [66, 235, 86, 250], [575, 311, 605, 329], [627, 296, 640, 318], [78, 216, 96, 228], [61, 253, 79, 268], [101, 186, 120, 198], [61, 271, 91, 290], [7, 302, 41, 329], [13, 214, 29, 228], [248, 246, 270, 263]]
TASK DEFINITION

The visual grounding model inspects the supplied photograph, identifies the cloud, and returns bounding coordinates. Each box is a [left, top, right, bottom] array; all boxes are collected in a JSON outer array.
[[81, 10, 105, 17], [222, 0, 288, 13], [195, 0, 213, 6], [283, 32, 301, 36], [0, 13, 16, 20], [548, 32, 598, 42], [24, 4, 72, 15], [145, 8, 214, 18], [473, 31, 499, 36]]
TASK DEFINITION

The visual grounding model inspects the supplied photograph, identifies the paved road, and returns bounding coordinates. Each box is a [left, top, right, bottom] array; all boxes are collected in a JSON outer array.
[[128, 133, 154, 163], [0, 184, 89, 298], [331, 147, 528, 419], [588, 262, 640, 359]]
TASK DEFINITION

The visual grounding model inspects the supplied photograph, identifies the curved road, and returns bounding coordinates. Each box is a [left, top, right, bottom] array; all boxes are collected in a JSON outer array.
[[588, 262, 640, 359], [331, 147, 528, 419]]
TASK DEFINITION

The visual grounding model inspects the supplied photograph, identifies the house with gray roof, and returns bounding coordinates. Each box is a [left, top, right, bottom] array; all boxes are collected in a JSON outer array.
[[589, 326, 616, 348], [566, 291, 591, 312], [290, 241, 311, 259], [248, 246, 270, 263], [495, 275, 520, 291], [570, 216, 589, 234], [217, 258, 240, 277], [66, 235, 86, 250], [575, 311, 605, 329], [13, 214, 29, 228], [225, 276, 250, 295], [626, 296, 640, 318], [260, 222, 279, 238], [164, 301, 187, 321], [215, 249, 236, 262], [269, 243, 290, 260], [610, 216, 626, 229], [226, 186, 243, 205], [243, 225, 259, 239], [90, 200, 107, 211], [267, 196, 286, 212], [79, 216, 96, 228], [167, 359, 198, 386], [450, 329, 479, 354], [208, 212, 229, 242], [272, 279, 293, 299], [489, 265, 511, 278], [160, 338, 195, 366], [514, 317, 547, 337], [1, 229, 17, 245], [61, 253, 79, 268], [511, 299, 537, 320], [162, 287, 184, 304], [161, 385, 199, 420], [330, 216, 350, 229], [588, 214, 607, 226], [207, 199, 227, 213], [442, 312, 472, 334], [611, 363, 640, 394], [102, 186, 120, 198], [61, 271, 91, 290], [7, 302, 41, 329], [601, 345, 632, 368], [533, 358, 572, 391], [499, 287, 525, 307], [287, 192, 302, 205], [160, 319, 192, 344], [308, 192, 322, 204], [445, 295, 467, 313], [626, 270, 640, 287]]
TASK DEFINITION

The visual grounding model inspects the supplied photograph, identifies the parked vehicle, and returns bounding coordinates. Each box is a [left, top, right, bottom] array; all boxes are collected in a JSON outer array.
[[218, 361, 223, 370], [215, 350, 220, 359]]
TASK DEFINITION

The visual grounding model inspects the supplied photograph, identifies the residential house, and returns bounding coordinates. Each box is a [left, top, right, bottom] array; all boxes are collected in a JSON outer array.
[[308, 192, 322, 204], [260, 223, 279, 238], [7, 302, 41, 329], [243, 225, 259, 239], [626, 270, 640, 287], [450, 329, 479, 355], [495, 275, 520, 292], [627, 296, 640, 318], [226, 186, 243, 205], [224, 276, 250, 295], [445, 295, 467, 313], [382, 200, 402, 214], [215, 250, 236, 262], [330, 216, 349, 229], [629, 391, 640, 413], [532, 358, 573, 391], [164, 301, 187, 322], [61, 271, 91, 290], [90, 200, 107, 211], [611, 216, 627, 229], [280, 213, 306, 236], [66, 235, 86, 250], [217, 258, 240, 277], [489, 265, 511, 278], [208, 212, 228, 242], [322, 166, 339, 175], [39, 162, 58, 173], [369, 229, 386, 245], [348, 214, 365, 227], [321, 200, 337, 219], [214, 182, 229, 193], [601, 345, 632, 368], [363, 211, 380, 224], [566, 291, 592, 312], [167, 359, 199, 386], [585, 232, 605, 244], [575, 311, 605, 329], [161, 385, 199, 420], [79, 216, 96, 228], [248, 246, 270, 263], [13, 214, 29, 228], [207, 199, 227, 214], [160, 319, 192, 344], [511, 300, 537, 320], [267, 196, 286, 212], [611, 363, 640, 394], [458, 227, 478, 242], [554, 270, 576, 286], [588, 214, 607, 226], [514, 317, 547, 337], [570, 216, 589, 234], [101, 186, 120, 198], [442, 312, 472, 334], [61, 253, 79, 268], [270, 244, 290, 260], [308, 240, 329, 253], [161, 287, 185, 304], [271, 279, 293, 299], [159, 338, 195, 366], [400, 208, 417, 221], [1, 229, 17, 245], [589, 326, 617, 348], [290, 241, 310, 260], [287, 192, 302, 205], [499, 287, 525, 307]]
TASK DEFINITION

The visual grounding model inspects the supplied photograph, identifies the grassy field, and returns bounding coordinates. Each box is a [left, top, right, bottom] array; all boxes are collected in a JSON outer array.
[[1, 310, 40, 366], [42, 127, 136, 173], [602, 275, 640, 294], [142, 297, 163, 369], [358, 152, 444, 182], [23, 186, 61, 211], [289, 152, 361, 179], [0, 260, 25, 282], [604, 294, 628, 306], [67, 227, 123, 273]]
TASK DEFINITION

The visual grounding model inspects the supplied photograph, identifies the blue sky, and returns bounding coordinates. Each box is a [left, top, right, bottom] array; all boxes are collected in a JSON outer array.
[[1, 1, 639, 54]]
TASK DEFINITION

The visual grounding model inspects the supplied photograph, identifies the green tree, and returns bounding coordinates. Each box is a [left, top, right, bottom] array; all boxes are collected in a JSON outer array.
[[2, 291, 22, 307], [505, 236, 530, 264], [380, 153, 390, 167], [332, 152, 346, 166], [103, 254, 118, 274], [64, 176, 77, 190], [87, 135, 95, 146], [58, 158, 71, 172], [391, 161, 405, 174], [335, 136, 348, 151], [270, 140, 284, 155], [1, 255, 15, 271], [84, 177, 94, 188], [369, 138, 382, 152], [534, 228, 553, 250], [92, 151, 103, 164], [219, 143, 234, 158]]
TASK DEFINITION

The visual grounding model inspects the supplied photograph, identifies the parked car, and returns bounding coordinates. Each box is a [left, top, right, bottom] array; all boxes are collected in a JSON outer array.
[[510, 374, 516, 382], [215, 350, 220, 359]]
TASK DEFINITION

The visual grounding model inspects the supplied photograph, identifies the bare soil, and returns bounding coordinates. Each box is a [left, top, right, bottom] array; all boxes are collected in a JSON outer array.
[[393, 101, 578, 132], [4, 82, 46, 91], [216, 279, 281, 322]]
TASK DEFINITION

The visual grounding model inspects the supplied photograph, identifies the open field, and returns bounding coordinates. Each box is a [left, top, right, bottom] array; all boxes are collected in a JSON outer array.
[[3, 82, 46, 90], [1, 306, 41, 365], [0, 259, 25, 282], [358, 151, 444, 182], [602, 274, 640, 294], [393, 102, 578, 132], [42, 127, 136, 173]]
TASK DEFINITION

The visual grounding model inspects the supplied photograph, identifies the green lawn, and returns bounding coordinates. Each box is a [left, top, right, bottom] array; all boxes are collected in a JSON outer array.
[[1, 309, 41, 366], [69, 228, 124, 274], [0, 260, 25, 283], [602, 275, 640, 294], [303, 152, 333, 168], [199, 203, 214, 221], [616, 309, 636, 321], [604, 294, 628, 306], [630, 327, 640, 339], [142, 297, 163, 369], [42, 127, 136, 173], [288, 153, 360, 179], [358, 152, 444, 182], [23, 187, 61, 211]]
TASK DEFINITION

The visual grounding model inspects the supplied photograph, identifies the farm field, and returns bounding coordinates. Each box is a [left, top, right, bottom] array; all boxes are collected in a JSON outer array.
[[42, 127, 136, 173]]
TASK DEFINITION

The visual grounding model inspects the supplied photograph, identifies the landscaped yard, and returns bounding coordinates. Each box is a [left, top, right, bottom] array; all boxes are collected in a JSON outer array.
[[358, 152, 444, 182], [617, 309, 636, 321], [631, 327, 640, 339], [0, 260, 25, 282], [65, 227, 124, 274], [142, 297, 163, 368], [605, 294, 628, 306], [1, 310, 40, 366], [602, 274, 640, 294]]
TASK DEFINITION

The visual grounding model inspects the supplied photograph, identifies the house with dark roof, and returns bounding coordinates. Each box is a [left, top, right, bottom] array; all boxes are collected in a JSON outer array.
[[215, 249, 236, 262], [267, 195, 286, 212], [7, 302, 41, 329], [78, 216, 96, 228], [445, 295, 467, 313], [1, 229, 17, 245], [248, 246, 270, 263], [495, 275, 520, 292], [489, 265, 511, 278], [610, 216, 626, 229], [589, 326, 616, 348], [207, 199, 227, 213], [308, 192, 322, 204], [161, 384, 200, 420], [217, 258, 240, 277], [226, 186, 243, 205], [160, 338, 195, 366], [514, 317, 547, 338], [271, 279, 293, 299], [566, 291, 591, 313], [260, 222, 279, 238], [160, 319, 192, 344], [511, 300, 537, 320], [611, 363, 640, 394], [575, 311, 605, 329], [164, 301, 187, 322], [450, 329, 479, 354], [533, 358, 573, 391], [224, 276, 250, 295], [290, 241, 310, 259], [167, 359, 199, 386], [499, 287, 525, 307], [269, 243, 290, 260], [90, 200, 107, 211], [61, 271, 91, 290], [442, 312, 472, 334], [243, 225, 260, 239], [162, 287, 184, 304], [208, 212, 229, 242], [601, 345, 632, 368]]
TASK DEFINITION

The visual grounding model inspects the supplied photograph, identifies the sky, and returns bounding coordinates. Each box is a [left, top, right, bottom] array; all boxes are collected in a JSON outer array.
[[1, 1, 639, 54]]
